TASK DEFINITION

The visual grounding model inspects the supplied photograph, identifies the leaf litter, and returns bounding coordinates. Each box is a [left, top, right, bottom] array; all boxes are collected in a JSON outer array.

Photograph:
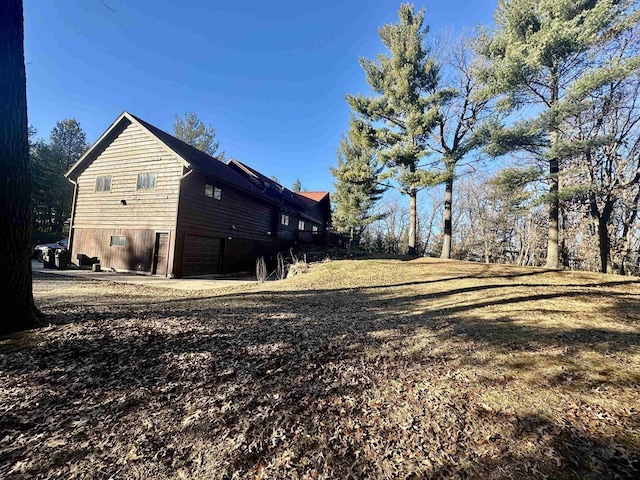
[[1, 257, 639, 479]]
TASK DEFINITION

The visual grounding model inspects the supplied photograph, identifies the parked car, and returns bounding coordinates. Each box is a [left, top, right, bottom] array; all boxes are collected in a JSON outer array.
[[33, 238, 68, 262]]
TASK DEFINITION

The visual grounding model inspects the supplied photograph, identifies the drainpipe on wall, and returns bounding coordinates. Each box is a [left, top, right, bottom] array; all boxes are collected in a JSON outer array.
[[67, 177, 79, 260]]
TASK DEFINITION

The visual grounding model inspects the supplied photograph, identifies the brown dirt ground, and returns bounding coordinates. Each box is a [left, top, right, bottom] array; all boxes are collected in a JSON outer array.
[[1, 257, 639, 479]]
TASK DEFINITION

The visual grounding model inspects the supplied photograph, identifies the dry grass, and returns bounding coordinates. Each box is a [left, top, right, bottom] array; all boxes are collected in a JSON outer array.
[[1, 257, 639, 479]]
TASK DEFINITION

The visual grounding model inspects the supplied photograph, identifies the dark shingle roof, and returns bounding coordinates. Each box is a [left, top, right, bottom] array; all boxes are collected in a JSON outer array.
[[67, 111, 329, 219], [133, 115, 330, 220], [129, 114, 265, 197]]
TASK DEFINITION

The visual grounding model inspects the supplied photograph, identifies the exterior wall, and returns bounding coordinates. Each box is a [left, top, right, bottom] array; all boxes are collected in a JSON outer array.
[[174, 171, 276, 276], [301, 197, 331, 233], [276, 209, 299, 242], [296, 216, 324, 244], [70, 121, 183, 275], [71, 227, 168, 273]]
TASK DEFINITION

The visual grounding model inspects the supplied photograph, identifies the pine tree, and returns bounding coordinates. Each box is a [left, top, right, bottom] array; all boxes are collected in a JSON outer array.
[[346, 3, 441, 255], [174, 112, 225, 160], [31, 119, 88, 235], [478, 0, 640, 269], [330, 119, 386, 248]]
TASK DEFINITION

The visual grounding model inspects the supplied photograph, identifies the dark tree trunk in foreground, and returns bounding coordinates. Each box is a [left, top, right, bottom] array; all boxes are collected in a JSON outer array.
[[0, 0, 41, 334]]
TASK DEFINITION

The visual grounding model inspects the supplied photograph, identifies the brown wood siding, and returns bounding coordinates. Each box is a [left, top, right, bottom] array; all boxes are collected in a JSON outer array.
[[177, 171, 274, 242], [298, 230, 314, 243], [224, 238, 273, 273], [300, 198, 330, 232], [72, 121, 183, 231], [276, 211, 299, 241], [71, 228, 158, 272]]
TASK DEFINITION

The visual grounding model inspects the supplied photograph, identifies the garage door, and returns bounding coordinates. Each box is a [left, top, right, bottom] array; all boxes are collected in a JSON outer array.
[[183, 234, 222, 276]]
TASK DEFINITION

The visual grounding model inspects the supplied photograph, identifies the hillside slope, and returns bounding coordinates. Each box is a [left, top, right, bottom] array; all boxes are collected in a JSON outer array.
[[2, 257, 639, 479]]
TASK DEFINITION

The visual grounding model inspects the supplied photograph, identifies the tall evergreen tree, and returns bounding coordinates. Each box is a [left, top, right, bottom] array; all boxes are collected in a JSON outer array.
[[478, 0, 640, 269], [0, 0, 41, 333], [50, 119, 87, 232], [31, 119, 88, 235], [174, 112, 225, 160], [346, 3, 441, 255], [330, 119, 387, 248]]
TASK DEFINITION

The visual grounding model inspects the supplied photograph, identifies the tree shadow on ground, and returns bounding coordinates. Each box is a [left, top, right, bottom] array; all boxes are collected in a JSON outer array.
[[2, 267, 640, 479]]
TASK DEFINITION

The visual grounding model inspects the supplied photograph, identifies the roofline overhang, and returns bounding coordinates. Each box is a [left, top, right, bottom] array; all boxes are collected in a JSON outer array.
[[65, 111, 192, 181]]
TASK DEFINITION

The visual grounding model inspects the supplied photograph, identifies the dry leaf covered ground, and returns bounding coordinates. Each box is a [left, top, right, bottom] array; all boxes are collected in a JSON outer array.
[[1, 257, 640, 479]]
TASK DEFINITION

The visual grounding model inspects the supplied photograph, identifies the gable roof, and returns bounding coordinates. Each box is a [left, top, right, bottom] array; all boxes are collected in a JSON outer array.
[[66, 111, 330, 222], [128, 114, 267, 196], [227, 159, 306, 208], [297, 191, 329, 202], [66, 111, 263, 197]]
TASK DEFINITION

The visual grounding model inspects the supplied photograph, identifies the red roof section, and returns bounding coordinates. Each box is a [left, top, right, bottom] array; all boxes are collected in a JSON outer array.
[[296, 191, 329, 202]]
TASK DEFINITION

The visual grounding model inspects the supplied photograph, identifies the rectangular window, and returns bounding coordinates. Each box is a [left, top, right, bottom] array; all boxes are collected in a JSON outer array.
[[312, 225, 319, 234], [136, 172, 156, 190], [281, 214, 289, 226], [298, 220, 305, 231], [95, 176, 112, 192], [110, 235, 126, 247], [205, 185, 222, 200]]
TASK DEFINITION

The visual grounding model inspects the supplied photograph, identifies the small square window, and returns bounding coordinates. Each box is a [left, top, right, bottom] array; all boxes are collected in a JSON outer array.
[[281, 214, 289, 226], [110, 235, 126, 247], [137, 172, 156, 190], [298, 220, 305, 231], [205, 184, 213, 197], [312, 225, 319, 234], [213, 187, 222, 200], [95, 176, 112, 192]]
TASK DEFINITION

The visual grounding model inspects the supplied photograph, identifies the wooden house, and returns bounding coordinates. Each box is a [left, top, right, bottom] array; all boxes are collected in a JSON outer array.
[[65, 112, 331, 277]]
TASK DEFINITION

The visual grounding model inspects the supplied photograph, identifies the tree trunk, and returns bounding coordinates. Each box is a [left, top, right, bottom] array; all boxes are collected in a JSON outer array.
[[546, 157, 560, 269], [598, 217, 612, 274], [440, 177, 453, 259], [620, 195, 639, 276], [0, 0, 41, 334], [598, 200, 615, 274], [546, 76, 560, 270], [407, 188, 417, 255]]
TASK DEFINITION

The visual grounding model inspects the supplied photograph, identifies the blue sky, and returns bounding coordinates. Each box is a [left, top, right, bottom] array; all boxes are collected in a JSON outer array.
[[24, 0, 497, 193]]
